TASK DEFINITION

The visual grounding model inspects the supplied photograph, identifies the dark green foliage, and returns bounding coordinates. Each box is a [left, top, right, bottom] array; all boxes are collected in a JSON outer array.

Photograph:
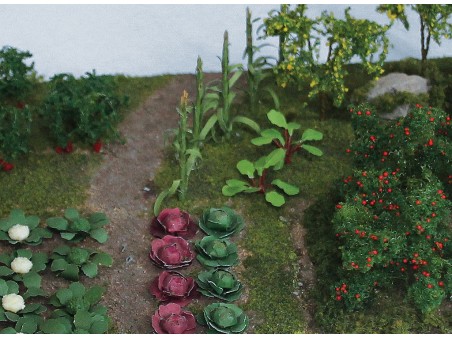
[[0, 105, 32, 161], [0, 46, 34, 102]]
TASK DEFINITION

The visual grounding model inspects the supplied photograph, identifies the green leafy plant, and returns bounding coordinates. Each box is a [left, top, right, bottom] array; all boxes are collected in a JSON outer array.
[[0, 105, 32, 163], [332, 103, 451, 313], [199, 206, 244, 238], [244, 7, 277, 115], [44, 282, 110, 334], [50, 245, 113, 281], [197, 302, 248, 334], [0, 46, 34, 102], [205, 30, 260, 140], [44, 71, 126, 150], [195, 236, 239, 268], [264, 5, 389, 117], [197, 268, 243, 302], [252, 109, 323, 164], [0, 279, 47, 334], [222, 148, 300, 207], [0, 249, 48, 296], [0, 209, 52, 246], [46, 208, 109, 243]]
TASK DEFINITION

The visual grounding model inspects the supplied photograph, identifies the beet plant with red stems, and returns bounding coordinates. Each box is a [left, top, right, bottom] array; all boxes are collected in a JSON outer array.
[[251, 109, 323, 164], [332, 103, 451, 313], [222, 148, 299, 207]]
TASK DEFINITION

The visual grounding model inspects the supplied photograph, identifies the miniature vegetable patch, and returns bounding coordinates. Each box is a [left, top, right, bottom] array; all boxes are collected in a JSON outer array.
[[50, 245, 113, 281], [46, 208, 109, 243], [195, 236, 238, 268], [149, 235, 195, 269], [150, 271, 198, 307], [198, 207, 244, 238], [0, 209, 52, 246], [150, 208, 198, 239], [44, 282, 110, 334], [0, 249, 48, 296], [251, 109, 323, 164], [196, 268, 243, 302], [151, 303, 196, 334], [0, 278, 47, 334], [222, 149, 300, 207], [197, 302, 248, 334]]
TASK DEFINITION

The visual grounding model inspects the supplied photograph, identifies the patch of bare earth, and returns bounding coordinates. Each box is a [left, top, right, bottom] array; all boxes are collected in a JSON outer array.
[[85, 74, 219, 333]]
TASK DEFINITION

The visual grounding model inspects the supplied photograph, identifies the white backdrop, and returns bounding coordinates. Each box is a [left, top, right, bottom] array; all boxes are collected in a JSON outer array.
[[1, 4, 451, 79]]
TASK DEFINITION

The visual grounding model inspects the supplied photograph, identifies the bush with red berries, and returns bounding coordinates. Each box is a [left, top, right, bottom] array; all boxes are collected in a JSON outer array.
[[333, 103, 451, 314]]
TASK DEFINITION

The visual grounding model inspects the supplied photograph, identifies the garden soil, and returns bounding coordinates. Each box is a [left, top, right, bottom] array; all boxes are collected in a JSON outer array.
[[85, 74, 218, 333], [79, 73, 316, 333]]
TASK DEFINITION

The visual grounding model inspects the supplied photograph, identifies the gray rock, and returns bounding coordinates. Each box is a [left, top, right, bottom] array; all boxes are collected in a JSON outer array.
[[366, 72, 429, 120]]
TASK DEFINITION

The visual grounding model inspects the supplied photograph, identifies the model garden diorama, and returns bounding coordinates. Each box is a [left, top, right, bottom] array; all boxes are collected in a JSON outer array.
[[0, 4, 451, 334]]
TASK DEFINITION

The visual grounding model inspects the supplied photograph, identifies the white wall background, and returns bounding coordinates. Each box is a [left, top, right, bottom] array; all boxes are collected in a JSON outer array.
[[0, 4, 451, 79]]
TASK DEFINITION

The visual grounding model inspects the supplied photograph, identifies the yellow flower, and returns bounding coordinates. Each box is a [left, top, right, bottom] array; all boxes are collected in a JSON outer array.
[[287, 64, 293, 71], [281, 82, 287, 88], [283, 27, 288, 32], [310, 79, 317, 88]]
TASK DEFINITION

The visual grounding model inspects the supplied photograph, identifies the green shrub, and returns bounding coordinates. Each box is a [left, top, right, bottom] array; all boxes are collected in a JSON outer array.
[[332, 103, 451, 314], [0, 105, 32, 162], [0, 46, 34, 102]]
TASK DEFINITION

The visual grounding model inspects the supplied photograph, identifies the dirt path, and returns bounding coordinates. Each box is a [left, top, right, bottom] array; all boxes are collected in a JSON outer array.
[[86, 74, 211, 333]]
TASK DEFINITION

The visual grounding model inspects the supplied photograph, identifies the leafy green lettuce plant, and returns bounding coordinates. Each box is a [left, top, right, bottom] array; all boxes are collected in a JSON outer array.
[[0, 209, 52, 246], [45, 282, 110, 334], [251, 109, 323, 164], [0, 249, 48, 295], [197, 302, 248, 334], [197, 268, 243, 302], [50, 245, 113, 281], [222, 148, 300, 207], [195, 236, 239, 267], [199, 207, 244, 238], [46, 208, 109, 243]]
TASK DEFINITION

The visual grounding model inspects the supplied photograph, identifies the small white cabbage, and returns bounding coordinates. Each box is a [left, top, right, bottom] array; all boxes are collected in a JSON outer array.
[[10, 257, 33, 274], [2, 294, 25, 313], [8, 224, 30, 241]]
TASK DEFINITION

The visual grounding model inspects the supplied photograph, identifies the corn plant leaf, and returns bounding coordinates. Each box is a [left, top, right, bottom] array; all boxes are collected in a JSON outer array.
[[272, 179, 300, 196], [153, 179, 181, 217], [46, 217, 68, 231], [199, 114, 218, 142], [228, 70, 242, 88], [302, 144, 323, 156], [265, 191, 285, 207], [232, 115, 260, 133], [236, 160, 255, 178], [186, 148, 202, 173], [267, 109, 287, 129], [301, 129, 323, 141]]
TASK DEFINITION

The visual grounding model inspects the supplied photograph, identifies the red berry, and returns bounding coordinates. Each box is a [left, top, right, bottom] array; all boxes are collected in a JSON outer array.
[[336, 295, 342, 301], [55, 146, 64, 154], [427, 284, 433, 289], [2, 162, 14, 172], [64, 141, 74, 153], [355, 293, 361, 299], [427, 139, 434, 147], [93, 140, 102, 153], [366, 110, 371, 116], [416, 200, 421, 205], [438, 281, 444, 287], [336, 204, 342, 209]]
